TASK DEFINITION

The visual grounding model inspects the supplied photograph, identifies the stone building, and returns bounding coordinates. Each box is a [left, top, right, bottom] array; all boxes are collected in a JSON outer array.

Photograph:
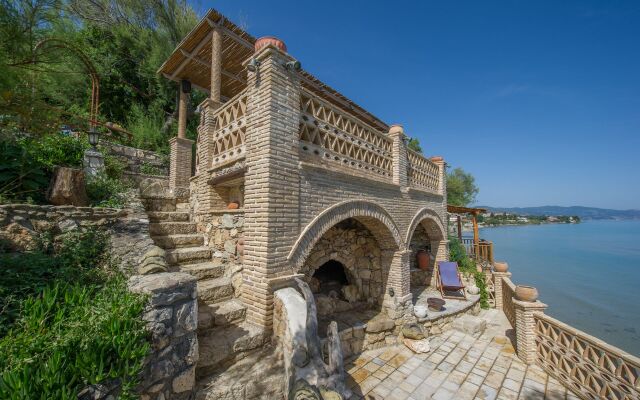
[[152, 7, 449, 391]]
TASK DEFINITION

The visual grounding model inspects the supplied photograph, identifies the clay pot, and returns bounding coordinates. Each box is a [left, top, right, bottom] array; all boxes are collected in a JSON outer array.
[[413, 305, 428, 319], [493, 261, 509, 273], [416, 250, 430, 270], [255, 36, 287, 53], [427, 298, 445, 312], [236, 238, 245, 257], [515, 285, 539, 302], [227, 201, 239, 210]]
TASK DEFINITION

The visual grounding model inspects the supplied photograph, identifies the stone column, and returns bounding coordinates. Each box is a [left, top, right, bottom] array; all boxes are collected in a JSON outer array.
[[492, 271, 511, 310], [514, 299, 547, 364], [83, 148, 104, 177], [430, 156, 446, 198], [210, 28, 222, 104], [177, 80, 190, 139], [389, 125, 408, 188], [242, 41, 301, 329], [383, 249, 412, 320], [169, 136, 193, 190]]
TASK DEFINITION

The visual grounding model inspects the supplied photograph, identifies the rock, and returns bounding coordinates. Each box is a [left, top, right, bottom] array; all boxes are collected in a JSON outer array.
[[365, 316, 395, 333], [403, 338, 431, 353], [221, 214, 234, 228], [341, 285, 358, 303], [316, 296, 335, 316], [402, 323, 425, 340], [46, 167, 89, 206], [308, 277, 321, 293], [452, 315, 486, 336], [172, 366, 195, 393], [0, 222, 36, 251]]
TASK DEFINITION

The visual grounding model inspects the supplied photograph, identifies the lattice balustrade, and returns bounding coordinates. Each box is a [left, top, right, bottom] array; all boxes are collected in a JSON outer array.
[[407, 150, 440, 192], [210, 90, 247, 169], [298, 89, 393, 179], [534, 313, 640, 400], [502, 277, 516, 328]]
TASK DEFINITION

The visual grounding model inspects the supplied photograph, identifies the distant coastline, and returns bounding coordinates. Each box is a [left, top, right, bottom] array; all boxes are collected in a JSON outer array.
[[478, 205, 640, 221]]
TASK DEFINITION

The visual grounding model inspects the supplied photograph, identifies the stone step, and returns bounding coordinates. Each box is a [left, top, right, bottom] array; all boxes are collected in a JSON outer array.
[[153, 234, 204, 249], [196, 322, 269, 379], [166, 246, 212, 266], [142, 198, 176, 212], [176, 202, 190, 212], [147, 211, 190, 222], [198, 299, 246, 332], [197, 277, 233, 304], [180, 262, 224, 281], [149, 222, 196, 236]]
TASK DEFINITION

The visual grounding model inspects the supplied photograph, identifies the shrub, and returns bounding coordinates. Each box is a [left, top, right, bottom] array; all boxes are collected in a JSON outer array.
[[448, 237, 490, 309], [0, 138, 49, 204], [140, 162, 164, 176], [127, 104, 169, 154], [0, 229, 149, 399], [29, 133, 88, 171], [86, 173, 130, 208]]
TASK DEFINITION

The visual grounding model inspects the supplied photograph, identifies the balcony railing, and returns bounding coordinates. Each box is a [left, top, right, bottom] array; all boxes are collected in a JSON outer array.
[[461, 237, 494, 264], [407, 149, 440, 193]]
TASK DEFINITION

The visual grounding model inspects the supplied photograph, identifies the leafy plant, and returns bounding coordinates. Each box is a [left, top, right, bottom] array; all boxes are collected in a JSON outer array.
[[0, 228, 149, 399], [29, 133, 88, 171], [448, 236, 490, 309], [0, 138, 49, 204], [85, 172, 130, 208], [140, 162, 163, 176]]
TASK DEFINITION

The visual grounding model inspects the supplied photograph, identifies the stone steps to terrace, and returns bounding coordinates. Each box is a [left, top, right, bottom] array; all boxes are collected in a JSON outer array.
[[153, 233, 204, 249], [166, 246, 212, 265]]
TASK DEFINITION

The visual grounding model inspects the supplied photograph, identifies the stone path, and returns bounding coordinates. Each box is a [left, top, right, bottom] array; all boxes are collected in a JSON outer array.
[[345, 309, 579, 400]]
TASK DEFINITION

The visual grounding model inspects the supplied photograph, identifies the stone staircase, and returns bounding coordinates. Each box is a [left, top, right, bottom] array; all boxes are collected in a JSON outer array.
[[141, 193, 268, 381]]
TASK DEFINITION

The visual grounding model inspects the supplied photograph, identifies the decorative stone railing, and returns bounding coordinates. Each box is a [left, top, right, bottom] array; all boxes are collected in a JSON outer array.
[[298, 89, 393, 180], [407, 149, 440, 192], [534, 312, 640, 400], [208, 90, 247, 169], [502, 276, 516, 328]]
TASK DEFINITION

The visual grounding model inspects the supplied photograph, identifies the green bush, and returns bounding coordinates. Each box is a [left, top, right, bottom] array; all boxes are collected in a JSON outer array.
[[86, 173, 130, 208], [0, 229, 149, 399], [140, 162, 164, 176], [0, 138, 49, 204], [449, 237, 490, 309], [29, 134, 88, 171]]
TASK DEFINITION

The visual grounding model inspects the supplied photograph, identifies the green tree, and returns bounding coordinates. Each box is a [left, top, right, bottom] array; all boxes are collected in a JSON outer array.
[[407, 137, 422, 153], [447, 167, 479, 206]]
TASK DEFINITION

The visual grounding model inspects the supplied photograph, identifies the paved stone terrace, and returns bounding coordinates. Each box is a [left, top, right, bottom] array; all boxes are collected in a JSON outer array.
[[345, 309, 579, 400]]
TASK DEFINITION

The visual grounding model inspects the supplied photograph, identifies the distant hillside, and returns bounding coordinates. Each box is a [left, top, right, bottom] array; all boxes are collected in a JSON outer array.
[[479, 206, 640, 220]]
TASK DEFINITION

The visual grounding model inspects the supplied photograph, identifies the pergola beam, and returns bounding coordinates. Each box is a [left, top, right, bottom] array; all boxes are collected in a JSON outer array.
[[178, 49, 246, 85], [206, 17, 254, 50], [171, 31, 213, 80]]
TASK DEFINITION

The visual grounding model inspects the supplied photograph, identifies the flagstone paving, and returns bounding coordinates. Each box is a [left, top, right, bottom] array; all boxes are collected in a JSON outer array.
[[345, 309, 579, 400]]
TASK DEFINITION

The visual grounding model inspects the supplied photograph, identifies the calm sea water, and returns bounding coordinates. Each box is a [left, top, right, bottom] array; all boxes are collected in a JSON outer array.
[[478, 220, 640, 356]]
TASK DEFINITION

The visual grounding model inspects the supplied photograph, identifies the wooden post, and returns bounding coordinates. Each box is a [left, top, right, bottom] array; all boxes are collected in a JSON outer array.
[[456, 215, 462, 241], [210, 27, 222, 104], [177, 80, 190, 139], [472, 212, 479, 260]]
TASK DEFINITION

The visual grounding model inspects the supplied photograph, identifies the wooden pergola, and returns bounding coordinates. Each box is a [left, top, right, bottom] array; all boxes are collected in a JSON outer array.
[[447, 205, 493, 264]]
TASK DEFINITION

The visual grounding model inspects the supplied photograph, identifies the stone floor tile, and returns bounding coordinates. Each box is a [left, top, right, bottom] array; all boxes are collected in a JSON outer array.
[[448, 370, 467, 385], [497, 388, 518, 400], [522, 378, 546, 393], [455, 382, 480, 399], [466, 372, 485, 386], [380, 364, 396, 374], [412, 382, 438, 398], [519, 386, 544, 400], [475, 384, 497, 400], [360, 376, 382, 395], [389, 387, 411, 400], [505, 368, 525, 382], [431, 387, 454, 400], [483, 370, 505, 389], [436, 361, 455, 373], [501, 378, 521, 392], [398, 381, 417, 395], [363, 361, 381, 373], [372, 368, 389, 380], [352, 368, 371, 383], [372, 357, 386, 366], [456, 360, 474, 373], [441, 380, 460, 393], [413, 365, 433, 379], [405, 374, 423, 387]]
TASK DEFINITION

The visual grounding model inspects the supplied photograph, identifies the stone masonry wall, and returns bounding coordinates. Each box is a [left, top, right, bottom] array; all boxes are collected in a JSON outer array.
[[102, 142, 169, 176], [0, 203, 167, 275], [129, 273, 199, 400]]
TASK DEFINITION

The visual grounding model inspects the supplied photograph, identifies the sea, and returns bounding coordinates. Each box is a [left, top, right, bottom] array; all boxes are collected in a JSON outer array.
[[478, 220, 640, 356]]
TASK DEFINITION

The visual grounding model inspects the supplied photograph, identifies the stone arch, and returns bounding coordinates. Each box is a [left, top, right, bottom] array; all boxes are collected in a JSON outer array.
[[288, 200, 403, 271], [405, 207, 446, 245]]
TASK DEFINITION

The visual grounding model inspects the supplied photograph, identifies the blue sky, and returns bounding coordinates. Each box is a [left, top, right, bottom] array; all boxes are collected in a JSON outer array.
[[196, 1, 640, 209]]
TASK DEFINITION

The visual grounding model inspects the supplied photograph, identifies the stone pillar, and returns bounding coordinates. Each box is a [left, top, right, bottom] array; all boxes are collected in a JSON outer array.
[[430, 156, 446, 198], [383, 249, 412, 319], [83, 148, 104, 177], [242, 41, 301, 329], [389, 125, 408, 188], [514, 299, 547, 364], [169, 137, 193, 189], [492, 271, 511, 310]]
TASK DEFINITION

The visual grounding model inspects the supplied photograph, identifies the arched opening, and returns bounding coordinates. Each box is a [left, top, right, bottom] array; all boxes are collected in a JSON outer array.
[[312, 259, 350, 297], [407, 216, 446, 290]]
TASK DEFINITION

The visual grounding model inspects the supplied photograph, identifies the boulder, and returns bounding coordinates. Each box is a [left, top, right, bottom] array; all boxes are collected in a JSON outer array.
[[365, 316, 395, 333], [452, 315, 486, 337], [403, 338, 431, 354], [46, 167, 89, 206], [401, 323, 426, 340], [341, 285, 358, 303]]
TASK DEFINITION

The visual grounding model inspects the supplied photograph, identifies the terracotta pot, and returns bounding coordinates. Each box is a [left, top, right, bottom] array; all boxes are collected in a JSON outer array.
[[227, 201, 239, 210], [493, 261, 509, 273], [236, 238, 245, 257], [515, 285, 539, 302], [255, 36, 287, 53], [416, 250, 430, 270]]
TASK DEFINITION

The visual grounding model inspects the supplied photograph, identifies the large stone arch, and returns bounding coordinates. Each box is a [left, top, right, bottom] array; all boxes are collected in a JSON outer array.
[[288, 200, 403, 271]]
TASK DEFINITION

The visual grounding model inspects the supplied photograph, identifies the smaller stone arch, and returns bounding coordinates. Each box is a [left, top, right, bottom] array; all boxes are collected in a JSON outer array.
[[288, 200, 403, 271], [405, 207, 446, 245]]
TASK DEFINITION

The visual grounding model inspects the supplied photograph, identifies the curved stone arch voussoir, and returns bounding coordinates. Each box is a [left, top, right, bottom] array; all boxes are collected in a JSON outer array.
[[288, 200, 403, 271], [405, 207, 446, 245]]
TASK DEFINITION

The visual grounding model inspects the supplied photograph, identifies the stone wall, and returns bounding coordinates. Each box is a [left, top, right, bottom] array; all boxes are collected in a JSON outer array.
[[102, 142, 169, 176], [0, 203, 167, 275], [129, 273, 199, 400]]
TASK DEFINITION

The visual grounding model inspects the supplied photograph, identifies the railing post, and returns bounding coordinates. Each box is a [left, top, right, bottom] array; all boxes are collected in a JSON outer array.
[[514, 300, 547, 364], [388, 125, 408, 188], [492, 271, 511, 310]]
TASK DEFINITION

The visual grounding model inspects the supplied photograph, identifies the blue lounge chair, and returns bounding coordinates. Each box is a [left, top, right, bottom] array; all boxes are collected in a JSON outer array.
[[436, 261, 467, 300]]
